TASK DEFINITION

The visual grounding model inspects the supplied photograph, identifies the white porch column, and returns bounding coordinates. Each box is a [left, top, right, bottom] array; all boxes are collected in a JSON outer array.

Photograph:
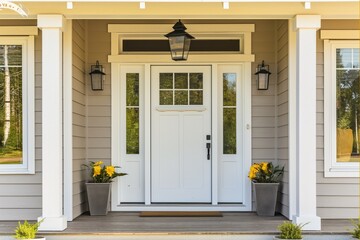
[[37, 15, 67, 231], [293, 15, 321, 230]]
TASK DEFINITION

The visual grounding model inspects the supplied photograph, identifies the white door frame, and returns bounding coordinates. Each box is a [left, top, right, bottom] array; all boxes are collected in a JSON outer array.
[[111, 62, 252, 211]]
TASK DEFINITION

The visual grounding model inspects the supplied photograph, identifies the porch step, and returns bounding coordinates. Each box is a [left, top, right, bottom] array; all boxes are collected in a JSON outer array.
[[0, 234, 353, 240]]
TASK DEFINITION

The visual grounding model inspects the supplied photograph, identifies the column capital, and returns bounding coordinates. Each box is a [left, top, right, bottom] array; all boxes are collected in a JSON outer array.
[[294, 15, 321, 30], [37, 14, 65, 30]]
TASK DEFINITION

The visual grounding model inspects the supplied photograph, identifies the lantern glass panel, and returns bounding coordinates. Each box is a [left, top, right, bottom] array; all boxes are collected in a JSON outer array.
[[257, 73, 269, 90], [169, 36, 185, 60], [91, 74, 103, 91]]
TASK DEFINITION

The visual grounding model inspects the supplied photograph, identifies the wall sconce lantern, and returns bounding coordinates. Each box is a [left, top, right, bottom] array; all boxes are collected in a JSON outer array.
[[164, 20, 195, 61], [255, 60, 271, 90], [89, 60, 105, 91]]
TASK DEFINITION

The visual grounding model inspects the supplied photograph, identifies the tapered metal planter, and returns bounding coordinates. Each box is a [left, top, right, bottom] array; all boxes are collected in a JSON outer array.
[[86, 183, 111, 216], [253, 182, 279, 216]]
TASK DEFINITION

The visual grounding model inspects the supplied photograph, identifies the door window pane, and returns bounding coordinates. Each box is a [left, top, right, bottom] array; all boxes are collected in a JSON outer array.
[[223, 73, 236, 154], [0, 45, 23, 165], [160, 90, 173, 105], [190, 73, 203, 89], [126, 108, 139, 154], [175, 73, 188, 89], [175, 90, 188, 105], [223, 73, 236, 106], [223, 108, 236, 154], [160, 73, 173, 89], [190, 90, 203, 105], [126, 73, 139, 106], [126, 73, 140, 154], [336, 48, 360, 162]]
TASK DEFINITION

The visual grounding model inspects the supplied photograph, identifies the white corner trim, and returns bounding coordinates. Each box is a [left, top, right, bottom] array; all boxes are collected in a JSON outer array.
[[321, 30, 360, 40], [288, 18, 297, 221], [63, 19, 73, 221]]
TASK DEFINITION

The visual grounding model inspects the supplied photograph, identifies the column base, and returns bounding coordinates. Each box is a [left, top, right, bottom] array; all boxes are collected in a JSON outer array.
[[293, 215, 321, 230], [38, 216, 67, 231]]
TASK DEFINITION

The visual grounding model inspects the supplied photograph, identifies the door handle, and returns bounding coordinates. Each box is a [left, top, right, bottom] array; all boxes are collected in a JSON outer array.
[[206, 143, 211, 160]]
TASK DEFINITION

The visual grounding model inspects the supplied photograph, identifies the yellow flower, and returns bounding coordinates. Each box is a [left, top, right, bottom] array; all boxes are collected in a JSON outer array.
[[248, 164, 260, 180], [93, 165, 101, 177], [261, 162, 269, 173], [94, 161, 103, 166], [105, 166, 115, 177]]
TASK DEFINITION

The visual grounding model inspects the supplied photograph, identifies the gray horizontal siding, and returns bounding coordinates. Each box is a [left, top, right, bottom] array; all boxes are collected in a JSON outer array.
[[276, 20, 289, 218], [72, 19, 87, 219]]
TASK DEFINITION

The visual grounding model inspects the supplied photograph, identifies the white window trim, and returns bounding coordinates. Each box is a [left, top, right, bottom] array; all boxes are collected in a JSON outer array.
[[0, 36, 35, 174], [324, 39, 360, 177]]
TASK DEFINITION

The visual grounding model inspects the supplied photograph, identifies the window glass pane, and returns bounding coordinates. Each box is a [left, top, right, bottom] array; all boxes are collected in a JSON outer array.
[[0, 45, 23, 164], [223, 108, 236, 154], [336, 48, 352, 68], [0, 45, 22, 66], [126, 73, 139, 106], [175, 90, 188, 105], [175, 73, 188, 89], [160, 90, 173, 105], [190, 73, 203, 89], [336, 68, 360, 162], [353, 49, 359, 68], [126, 108, 139, 154], [223, 73, 236, 106], [160, 73, 173, 89], [190, 90, 203, 105]]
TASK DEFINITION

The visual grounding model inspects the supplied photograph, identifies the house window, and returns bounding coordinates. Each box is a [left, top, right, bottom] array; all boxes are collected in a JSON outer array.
[[0, 37, 34, 174], [324, 40, 360, 177]]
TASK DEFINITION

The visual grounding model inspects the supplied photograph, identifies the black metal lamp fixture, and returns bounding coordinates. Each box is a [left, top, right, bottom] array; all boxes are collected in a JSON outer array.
[[164, 20, 195, 61], [89, 60, 105, 91], [255, 60, 271, 90]]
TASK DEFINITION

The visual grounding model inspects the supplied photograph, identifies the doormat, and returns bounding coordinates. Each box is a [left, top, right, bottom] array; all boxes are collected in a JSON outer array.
[[139, 211, 223, 217]]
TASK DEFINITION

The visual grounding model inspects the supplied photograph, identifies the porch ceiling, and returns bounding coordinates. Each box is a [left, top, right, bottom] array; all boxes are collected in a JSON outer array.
[[0, 1, 358, 19]]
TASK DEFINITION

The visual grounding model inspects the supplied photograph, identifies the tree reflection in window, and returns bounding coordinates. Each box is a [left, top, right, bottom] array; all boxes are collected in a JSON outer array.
[[0, 45, 23, 164], [126, 73, 140, 154], [223, 73, 236, 154], [336, 48, 360, 162]]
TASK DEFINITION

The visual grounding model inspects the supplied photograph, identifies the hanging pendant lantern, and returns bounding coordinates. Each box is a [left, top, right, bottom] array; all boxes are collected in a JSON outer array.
[[164, 20, 195, 61]]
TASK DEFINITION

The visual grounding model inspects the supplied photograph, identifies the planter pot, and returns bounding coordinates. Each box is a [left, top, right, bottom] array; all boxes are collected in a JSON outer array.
[[273, 237, 302, 240], [86, 182, 111, 216], [253, 182, 279, 216]]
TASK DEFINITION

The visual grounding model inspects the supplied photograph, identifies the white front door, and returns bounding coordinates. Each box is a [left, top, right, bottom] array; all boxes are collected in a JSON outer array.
[[151, 66, 212, 203]]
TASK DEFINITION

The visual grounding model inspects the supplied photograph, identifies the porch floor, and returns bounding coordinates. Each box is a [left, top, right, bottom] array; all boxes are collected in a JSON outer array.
[[0, 212, 353, 235]]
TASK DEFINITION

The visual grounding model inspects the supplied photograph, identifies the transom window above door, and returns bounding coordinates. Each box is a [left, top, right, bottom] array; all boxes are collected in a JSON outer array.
[[159, 72, 203, 105]]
